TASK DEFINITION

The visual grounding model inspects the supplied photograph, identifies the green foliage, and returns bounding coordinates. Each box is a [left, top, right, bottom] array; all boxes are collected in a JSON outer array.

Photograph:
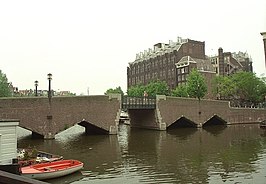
[[212, 75, 236, 99], [0, 70, 12, 97], [145, 80, 169, 97], [105, 86, 124, 96], [212, 72, 266, 104], [127, 84, 145, 97], [231, 72, 266, 103], [186, 69, 207, 101], [127, 80, 169, 97], [172, 84, 188, 97]]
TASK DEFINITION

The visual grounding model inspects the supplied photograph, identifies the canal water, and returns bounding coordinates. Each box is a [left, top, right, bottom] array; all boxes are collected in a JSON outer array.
[[17, 124, 266, 184]]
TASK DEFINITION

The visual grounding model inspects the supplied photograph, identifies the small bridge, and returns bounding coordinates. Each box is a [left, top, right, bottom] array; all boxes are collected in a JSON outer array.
[[124, 95, 266, 131], [0, 95, 121, 139]]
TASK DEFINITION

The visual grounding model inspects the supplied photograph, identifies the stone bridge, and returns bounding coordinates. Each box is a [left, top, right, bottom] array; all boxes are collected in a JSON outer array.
[[0, 94, 121, 139], [0, 95, 265, 139], [127, 96, 266, 130]]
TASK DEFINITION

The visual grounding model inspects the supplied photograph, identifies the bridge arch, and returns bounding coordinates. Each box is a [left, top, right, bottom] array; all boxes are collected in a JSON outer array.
[[203, 115, 227, 127], [18, 125, 45, 139], [78, 120, 109, 135], [167, 116, 198, 130]]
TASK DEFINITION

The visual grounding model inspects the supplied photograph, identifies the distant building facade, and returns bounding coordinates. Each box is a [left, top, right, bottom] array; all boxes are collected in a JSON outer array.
[[127, 37, 205, 91], [209, 48, 253, 76], [127, 36, 254, 99], [16, 89, 73, 97], [176, 56, 216, 99]]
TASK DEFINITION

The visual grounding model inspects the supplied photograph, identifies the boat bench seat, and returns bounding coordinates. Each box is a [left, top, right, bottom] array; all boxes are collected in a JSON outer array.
[[38, 163, 73, 171]]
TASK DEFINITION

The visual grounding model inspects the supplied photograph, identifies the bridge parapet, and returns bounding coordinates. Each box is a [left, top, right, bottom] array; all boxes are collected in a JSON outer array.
[[122, 96, 156, 110]]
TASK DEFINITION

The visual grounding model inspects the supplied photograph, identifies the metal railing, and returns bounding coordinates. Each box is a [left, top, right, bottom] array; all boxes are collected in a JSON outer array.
[[122, 96, 156, 110]]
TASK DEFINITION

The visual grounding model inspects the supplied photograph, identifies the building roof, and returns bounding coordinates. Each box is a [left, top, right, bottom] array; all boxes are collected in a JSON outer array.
[[130, 36, 189, 64], [176, 56, 215, 72]]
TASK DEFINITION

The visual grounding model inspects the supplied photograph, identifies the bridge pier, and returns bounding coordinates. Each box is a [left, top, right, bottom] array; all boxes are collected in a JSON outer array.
[[43, 132, 55, 139], [156, 95, 167, 130]]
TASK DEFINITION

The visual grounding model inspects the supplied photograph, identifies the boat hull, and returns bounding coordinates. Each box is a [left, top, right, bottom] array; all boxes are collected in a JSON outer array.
[[21, 160, 83, 180]]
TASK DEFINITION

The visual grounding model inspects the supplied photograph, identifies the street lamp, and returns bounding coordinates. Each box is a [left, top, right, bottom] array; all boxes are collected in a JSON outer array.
[[47, 73, 52, 100], [34, 80, 38, 96]]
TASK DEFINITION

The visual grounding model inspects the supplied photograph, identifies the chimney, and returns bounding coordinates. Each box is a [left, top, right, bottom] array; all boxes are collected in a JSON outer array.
[[260, 32, 266, 68], [218, 47, 225, 76]]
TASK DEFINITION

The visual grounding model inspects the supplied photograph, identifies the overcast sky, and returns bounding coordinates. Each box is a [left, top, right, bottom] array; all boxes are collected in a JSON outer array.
[[0, 0, 265, 95]]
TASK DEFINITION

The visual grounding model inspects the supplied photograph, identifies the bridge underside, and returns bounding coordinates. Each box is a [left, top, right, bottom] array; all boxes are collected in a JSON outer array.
[[166, 115, 227, 130], [128, 109, 159, 130], [203, 115, 227, 127], [78, 121, 109, 135], [167, 117, 198, 130], [18, 126, 45, 139]]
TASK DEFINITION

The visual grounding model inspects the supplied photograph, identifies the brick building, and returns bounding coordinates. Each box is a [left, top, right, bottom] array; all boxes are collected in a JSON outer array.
[[127, 37, 205, 91], [127, 36, 254, 99], [176, 56, 216, 99], [209, 48, 253, 76]]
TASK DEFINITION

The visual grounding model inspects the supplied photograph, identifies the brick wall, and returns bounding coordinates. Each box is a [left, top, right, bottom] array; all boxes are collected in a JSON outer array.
[[157, 96, 266, 128], [0, 95, 121, 139]]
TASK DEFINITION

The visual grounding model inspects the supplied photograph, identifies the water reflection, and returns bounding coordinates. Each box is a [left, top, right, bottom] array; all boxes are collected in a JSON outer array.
[[17, 124, 266, 184], [203, 125, 227, 136], [167, 128, 198, 139]]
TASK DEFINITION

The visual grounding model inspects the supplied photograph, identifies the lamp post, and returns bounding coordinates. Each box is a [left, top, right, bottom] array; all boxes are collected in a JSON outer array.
[[34, 80, 38, 96], [47, 73, 52, 101], [260, 32, 266, 68], [47, 73, 53, 139]]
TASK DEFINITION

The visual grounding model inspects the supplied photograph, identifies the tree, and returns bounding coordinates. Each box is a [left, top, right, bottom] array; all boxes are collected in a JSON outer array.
[[231, 72, 266, 104], [172, 84, 188, 97], [145, 80, 169, 97], [212, 75, 236, 100], [127, 84, 145, 97], [212, 72, 266, 106], [105, 86, 124, 96], [0, 70, 12, 97], [186, 69, 207, 101], [127, 80, 169, 97]]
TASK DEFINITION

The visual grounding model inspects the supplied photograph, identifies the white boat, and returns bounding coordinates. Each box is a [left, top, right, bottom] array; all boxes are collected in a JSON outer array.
[[18, 148, 63, 167], [21, 159, 83, 180], [120, 111, 130, 124]]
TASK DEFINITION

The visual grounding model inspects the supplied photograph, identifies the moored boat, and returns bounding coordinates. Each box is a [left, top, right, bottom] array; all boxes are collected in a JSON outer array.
[[21, 159, 83, 180], [17, 148, 63, 167]]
